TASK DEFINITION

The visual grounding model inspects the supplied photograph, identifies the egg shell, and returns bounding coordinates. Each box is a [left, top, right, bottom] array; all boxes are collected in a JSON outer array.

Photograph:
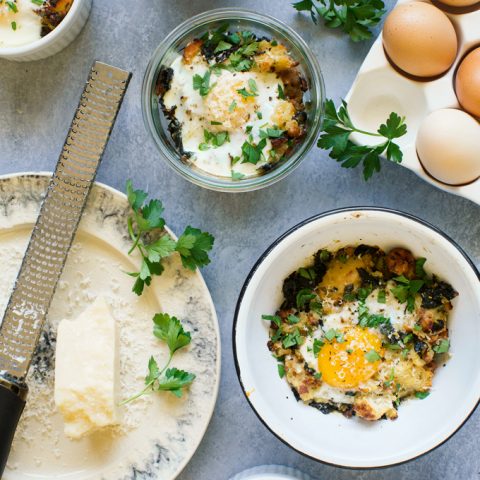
[[437, 0, 479, 6], [416, 109, 480, 185], [455, 47, 480, 118], [382, 2, 458, 77]]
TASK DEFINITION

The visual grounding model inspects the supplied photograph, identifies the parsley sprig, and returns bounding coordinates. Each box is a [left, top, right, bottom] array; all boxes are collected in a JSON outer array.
[[121, 314, 196, 404], [318, 99, 407, 180], [126, 180, 214, 295], [293, 0, 385, 42]]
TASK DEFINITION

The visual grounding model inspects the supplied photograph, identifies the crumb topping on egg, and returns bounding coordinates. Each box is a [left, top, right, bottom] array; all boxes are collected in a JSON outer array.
[[265, 245, 457, 421]]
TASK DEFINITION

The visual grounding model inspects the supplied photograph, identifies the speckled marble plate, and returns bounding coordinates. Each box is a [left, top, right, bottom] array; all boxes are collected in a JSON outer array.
[[0, 172, 220, 480]]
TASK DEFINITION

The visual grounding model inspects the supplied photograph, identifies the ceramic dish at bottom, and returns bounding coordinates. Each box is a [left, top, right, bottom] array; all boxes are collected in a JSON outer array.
[[234, 208, 480, 468], [229, 465, 313, 480], [345, 0, 480, 205], [0, 173, 220, 480]]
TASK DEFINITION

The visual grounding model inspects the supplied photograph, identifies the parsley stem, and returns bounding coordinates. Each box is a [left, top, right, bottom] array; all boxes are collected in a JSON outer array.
[[351, 127, 382, 137], [119, 382, 154, 406], [118, 353, 174, 406]]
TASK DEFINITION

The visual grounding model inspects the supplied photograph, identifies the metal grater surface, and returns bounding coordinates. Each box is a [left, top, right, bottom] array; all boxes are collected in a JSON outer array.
[[0, 62, 131, 382]]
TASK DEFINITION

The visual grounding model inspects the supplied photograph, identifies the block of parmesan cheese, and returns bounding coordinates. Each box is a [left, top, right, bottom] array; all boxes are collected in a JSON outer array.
[[54, 296, 118, 439]]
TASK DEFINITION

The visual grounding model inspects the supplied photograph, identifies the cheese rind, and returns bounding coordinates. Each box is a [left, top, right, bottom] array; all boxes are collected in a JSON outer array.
[[54, 296, 118, 439]]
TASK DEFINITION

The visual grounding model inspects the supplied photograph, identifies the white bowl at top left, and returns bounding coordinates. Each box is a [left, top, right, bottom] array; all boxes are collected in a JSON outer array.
[[0, 0, 91, 62]]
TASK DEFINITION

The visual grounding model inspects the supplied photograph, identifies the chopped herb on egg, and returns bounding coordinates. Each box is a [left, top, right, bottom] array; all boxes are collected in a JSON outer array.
[[365, 350, 381, 362], [377, 289, 386, 303], [313, 338, 324, 356], [11, 20, 16, 30], [287, 314, 300, 324], [277, 84, 285, 100], [231, 170, 246, 180], [193, 71, 215, 97], [6, 1, 17, 12], [433, 339, 449, 354], [241, 138, 267, 164], [415, 391, 430, 399]]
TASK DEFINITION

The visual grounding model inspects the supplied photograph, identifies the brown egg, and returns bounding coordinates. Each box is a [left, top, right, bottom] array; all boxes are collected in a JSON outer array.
[[437, 0, 479, 6], [383, 2, 458, 77], [416, 109, 480, 185], [455, 47, 480, 118]]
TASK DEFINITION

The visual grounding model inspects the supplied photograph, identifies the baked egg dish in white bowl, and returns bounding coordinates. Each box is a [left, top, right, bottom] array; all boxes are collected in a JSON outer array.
[[233, 208, 480, 468], [0, 0, 91, 61]]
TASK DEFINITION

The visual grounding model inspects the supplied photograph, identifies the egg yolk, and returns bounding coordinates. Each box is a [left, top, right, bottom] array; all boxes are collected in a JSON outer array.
[[318, 326, 383, 389]]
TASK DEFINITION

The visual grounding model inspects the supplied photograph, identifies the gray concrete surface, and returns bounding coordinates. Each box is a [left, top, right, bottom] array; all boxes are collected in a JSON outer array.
[[1, 0, 479, 479]]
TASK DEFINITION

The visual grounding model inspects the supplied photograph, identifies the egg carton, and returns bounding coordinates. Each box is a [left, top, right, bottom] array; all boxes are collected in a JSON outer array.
[[345, 0, 480, 205]]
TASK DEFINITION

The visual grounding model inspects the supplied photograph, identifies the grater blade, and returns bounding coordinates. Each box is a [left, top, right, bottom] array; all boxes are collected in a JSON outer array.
[[0, 62, 131, 383]]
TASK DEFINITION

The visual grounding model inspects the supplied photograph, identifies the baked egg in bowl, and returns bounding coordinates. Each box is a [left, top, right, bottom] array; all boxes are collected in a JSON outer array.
[[233, 208, 480, 468]]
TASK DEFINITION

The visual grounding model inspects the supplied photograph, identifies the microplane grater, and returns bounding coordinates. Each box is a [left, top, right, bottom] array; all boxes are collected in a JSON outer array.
[[0, 61, 131, 476]]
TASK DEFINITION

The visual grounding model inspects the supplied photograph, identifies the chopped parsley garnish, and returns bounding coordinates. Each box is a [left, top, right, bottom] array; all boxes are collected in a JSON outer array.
[[11, 20, 16, 30], [31, 0, 44, 4], [256, 111, 263, 120], [296, 289, 316, 310], [193, 71, 215, 97], [6, 1, 17, 12], [415, 257, 427, 278], [324, 328, 344, 343], [377, 289, 386, 304], [298, 267, 316, 281], [313, 338, 324, 356], [287, 314, 300, 324], [282, 329, 303, 349], [120, 313, 195, 404], [237, 79, 259, 98], [277, 84, 285, 100], [231, 170, 246, 181], [433, 339, 450, 354], [126, 180, 214, 295], [262, 314, 282, 328], [229, 100, 237, 112], [259, 127, 285, 139], [277, 363, 285, 378], [214, 40, 232, 53], [199, 129, 230, 150], [210, 121, 223, 125], [390, 275, 424, 312], [241, 138, 267, 164], [357, 300, 390, 328], [415, 391, 430, 399], [318, 99, 407, 180], [365, 349, 381, 362]]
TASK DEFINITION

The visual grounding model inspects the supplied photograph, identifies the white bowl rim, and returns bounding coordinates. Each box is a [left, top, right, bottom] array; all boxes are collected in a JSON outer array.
[[0, 0, 85, 56], [233, 206, 480, 470]]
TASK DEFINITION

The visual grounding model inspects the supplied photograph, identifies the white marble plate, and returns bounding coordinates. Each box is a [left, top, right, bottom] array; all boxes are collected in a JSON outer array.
[[0, 173, 220, 480], [345, 0, 480, 205]]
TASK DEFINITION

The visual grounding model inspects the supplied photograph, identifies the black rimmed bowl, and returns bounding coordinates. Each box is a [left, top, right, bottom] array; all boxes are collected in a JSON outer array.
[[233, 207, 480, 468]]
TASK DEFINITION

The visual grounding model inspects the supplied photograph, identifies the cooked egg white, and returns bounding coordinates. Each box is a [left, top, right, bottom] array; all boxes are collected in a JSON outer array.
[[0, 0, 42, 48], [163, 55, 286, 178]]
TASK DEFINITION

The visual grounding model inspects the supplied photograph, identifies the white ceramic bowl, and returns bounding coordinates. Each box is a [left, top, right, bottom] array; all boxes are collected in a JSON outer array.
[[229, 465, 313, 480], [0, 0, 91, 61], [234, 208, 480, 469]]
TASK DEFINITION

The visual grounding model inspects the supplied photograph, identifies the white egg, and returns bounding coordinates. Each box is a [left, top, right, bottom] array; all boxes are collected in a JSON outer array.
[[416, 109, 480, 185]]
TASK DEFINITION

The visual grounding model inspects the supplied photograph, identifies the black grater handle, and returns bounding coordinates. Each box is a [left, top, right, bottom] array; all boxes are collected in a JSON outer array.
[[0, 380, 26, 478]]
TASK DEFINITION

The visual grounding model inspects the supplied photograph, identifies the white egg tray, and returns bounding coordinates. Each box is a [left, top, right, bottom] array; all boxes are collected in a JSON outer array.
[[345, 0, 480, 205]]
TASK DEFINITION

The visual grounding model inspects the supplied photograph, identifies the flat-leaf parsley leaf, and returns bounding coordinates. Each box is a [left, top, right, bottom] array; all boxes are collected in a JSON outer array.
[[318, 99, 407, 180]]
